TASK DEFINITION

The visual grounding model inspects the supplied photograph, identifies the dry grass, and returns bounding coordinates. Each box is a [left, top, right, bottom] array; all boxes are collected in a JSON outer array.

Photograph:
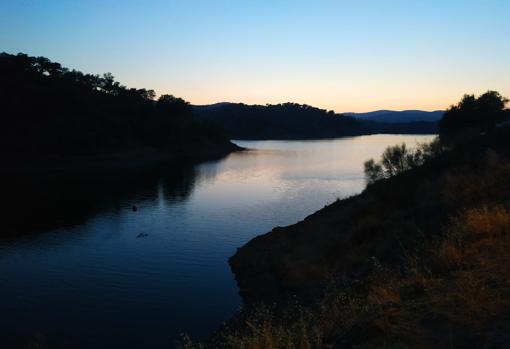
[[184, 151, 510, 349], [441, 151, 510, 209], [189, 204, 510, 348], [431, 206, 510, 327], [340, 208, 507, 349]]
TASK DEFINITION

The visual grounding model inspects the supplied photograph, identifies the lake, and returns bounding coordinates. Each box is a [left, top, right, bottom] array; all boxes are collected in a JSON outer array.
[[0, 134, 434, 348]]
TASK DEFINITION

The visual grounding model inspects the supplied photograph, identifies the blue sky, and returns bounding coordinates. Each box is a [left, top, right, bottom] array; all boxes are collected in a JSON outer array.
[[1, 0, 509, 111]]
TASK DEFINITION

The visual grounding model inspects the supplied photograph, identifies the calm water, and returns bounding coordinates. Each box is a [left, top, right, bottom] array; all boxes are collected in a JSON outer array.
[[0, 135, 433, 348]]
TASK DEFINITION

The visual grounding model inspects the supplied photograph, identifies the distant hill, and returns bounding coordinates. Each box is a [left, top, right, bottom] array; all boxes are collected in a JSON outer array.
[[193, 103, 438, 140], [193, 102, 233, 111], [346, 109, 444, 123], [194, 102, 367, 139]]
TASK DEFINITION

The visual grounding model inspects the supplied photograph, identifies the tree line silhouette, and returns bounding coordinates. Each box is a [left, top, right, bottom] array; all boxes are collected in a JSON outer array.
[[0, 52, 231, 163], [194, 102, 438, 140]]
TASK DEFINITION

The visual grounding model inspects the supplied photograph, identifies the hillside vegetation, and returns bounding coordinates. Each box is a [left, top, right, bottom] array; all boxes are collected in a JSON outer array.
[[194, 103, 438, 140], [0, 52, 237, 172], [187, 92, 510, 348], [347, 110, 444, 123]]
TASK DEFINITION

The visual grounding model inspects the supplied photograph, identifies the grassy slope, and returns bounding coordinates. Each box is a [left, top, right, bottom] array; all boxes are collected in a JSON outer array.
[[230, 155, 448, 303], [191, 132, 510, 348]]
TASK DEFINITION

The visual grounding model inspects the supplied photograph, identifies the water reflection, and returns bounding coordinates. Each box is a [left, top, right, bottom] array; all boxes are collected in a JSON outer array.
[[1, 162, 201, 235], [0, 135, 434, 348]]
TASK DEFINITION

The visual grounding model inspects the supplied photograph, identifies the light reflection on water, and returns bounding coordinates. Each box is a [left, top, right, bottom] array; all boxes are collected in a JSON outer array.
[[0, 134, 434, 348]]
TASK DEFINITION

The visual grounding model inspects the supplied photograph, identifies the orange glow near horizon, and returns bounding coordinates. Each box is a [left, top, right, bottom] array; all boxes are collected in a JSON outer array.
[[6, 1, 509, 114], [151, 80, 510, 113]]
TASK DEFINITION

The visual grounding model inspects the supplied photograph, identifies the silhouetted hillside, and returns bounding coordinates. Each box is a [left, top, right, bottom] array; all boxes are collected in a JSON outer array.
[[0, 52, 238, 173], [186, 92, 510, 348], [193, 103, 438, 139], [346, 109, 444, 123]]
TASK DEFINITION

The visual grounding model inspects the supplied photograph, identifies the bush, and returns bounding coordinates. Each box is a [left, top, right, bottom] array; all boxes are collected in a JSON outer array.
[[364, 138, 442, 184]]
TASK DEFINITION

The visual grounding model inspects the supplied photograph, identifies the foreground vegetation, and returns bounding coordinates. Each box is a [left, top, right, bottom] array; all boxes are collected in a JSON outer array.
[[186, 92, 510, 348]]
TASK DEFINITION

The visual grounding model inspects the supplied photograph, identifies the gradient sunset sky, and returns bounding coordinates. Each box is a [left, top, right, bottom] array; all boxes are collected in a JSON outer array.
[[2, 0, 509, 112]]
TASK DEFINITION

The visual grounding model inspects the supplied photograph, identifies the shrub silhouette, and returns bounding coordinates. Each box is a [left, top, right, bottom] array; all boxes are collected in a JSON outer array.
[[364, 139, 442, 183]]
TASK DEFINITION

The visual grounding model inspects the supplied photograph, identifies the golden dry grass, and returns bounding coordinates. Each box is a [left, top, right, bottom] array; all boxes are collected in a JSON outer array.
[[184, 152, 510, 349]]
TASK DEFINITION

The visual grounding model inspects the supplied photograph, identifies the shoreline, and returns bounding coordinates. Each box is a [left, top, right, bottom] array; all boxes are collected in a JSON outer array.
[[229, 131, 438, 142], [0, 142, 243, 237], [228, 161, 440, 303], [0, 142, 243, 178]]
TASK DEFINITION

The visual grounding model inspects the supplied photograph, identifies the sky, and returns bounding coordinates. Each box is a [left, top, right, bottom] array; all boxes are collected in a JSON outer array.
[[1, 0, 509, 112]]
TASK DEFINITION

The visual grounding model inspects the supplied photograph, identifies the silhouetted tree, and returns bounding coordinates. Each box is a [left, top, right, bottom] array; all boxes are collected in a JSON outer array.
[[364, 159, 384, 183], [439, 91, 509, 139], [156, 94, 192, 121]]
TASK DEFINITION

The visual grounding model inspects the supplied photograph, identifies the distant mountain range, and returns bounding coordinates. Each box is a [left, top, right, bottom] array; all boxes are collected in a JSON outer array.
[[346, 110, 444, 123], [193, 102, 234, 112], [193, 103, 439, 140]]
